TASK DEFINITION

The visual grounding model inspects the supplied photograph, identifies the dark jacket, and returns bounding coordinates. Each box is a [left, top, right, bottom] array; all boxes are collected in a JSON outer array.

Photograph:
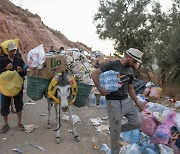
[[0, 55, 27, 78]]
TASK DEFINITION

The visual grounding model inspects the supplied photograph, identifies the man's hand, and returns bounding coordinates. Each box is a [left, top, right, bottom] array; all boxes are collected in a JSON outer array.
[[6, 63, 13, 70], [17, 66, 23, 72], [136, 103, 143, 112]]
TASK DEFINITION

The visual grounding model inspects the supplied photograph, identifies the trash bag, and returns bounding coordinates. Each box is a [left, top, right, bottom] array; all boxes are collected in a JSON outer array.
[[27, 44, 46, 69], [0, 39, 19, 55], [121, 143, 141, 154], [140, 110, 159, 136], [121, 129, 141, 145], [0, 71, 23, 96], [151, 111, 177, 144]]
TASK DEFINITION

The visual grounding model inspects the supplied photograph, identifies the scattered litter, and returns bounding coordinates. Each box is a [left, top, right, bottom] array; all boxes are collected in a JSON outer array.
[[68, 129, 73, 133], [96, 124, 109, 132], [41, 114, 45, 116], [102, 116, 108, 120], [3, 138, 7, 140], [120, 143, 141, 154], [27, 143, 45, 152], [100, 144, 111, 154], [92, 143, 99, 150], [24, 125, 38, 133], [167, 98, 177, 103], [24, 102, 36, 105], [153, 111, 165, 123], [12, 148, 23, 154], [90, 117, 103, 126], [62, 114, 81, 124], [159, 144, 174, 154]]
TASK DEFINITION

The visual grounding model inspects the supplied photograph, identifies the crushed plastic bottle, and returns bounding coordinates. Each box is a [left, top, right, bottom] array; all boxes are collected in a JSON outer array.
[[12, 148, 23, 154], [100, 144, 111, 154], [122, 129, 140, 145]]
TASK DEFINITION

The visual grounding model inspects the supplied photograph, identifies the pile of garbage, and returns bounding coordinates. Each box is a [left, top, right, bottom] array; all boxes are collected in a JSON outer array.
[[62, 48, 94, 85], [119, 96, 180, 154]]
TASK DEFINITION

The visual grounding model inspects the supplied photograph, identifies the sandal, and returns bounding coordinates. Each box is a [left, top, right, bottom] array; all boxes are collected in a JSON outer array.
[[18, 123, 24, 131], [0, 124, 9, 133]]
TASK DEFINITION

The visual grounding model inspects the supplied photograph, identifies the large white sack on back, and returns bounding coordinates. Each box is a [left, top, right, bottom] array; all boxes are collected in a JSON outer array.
[[27, 44, 46, 69]]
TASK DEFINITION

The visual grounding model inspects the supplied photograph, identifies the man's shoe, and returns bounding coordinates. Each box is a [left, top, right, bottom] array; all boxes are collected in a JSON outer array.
[[0, 124, 9, 133], [18, 123, 24, 131]]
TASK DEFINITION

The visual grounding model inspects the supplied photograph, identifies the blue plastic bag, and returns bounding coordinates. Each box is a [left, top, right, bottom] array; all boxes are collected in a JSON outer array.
[[122, 129, 140, 145]]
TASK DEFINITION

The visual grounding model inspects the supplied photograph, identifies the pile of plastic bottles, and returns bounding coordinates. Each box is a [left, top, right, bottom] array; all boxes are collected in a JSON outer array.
[[99, 70, 121, 92]]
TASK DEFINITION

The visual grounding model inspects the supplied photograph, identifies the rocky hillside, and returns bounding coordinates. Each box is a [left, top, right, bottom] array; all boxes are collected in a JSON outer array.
[[0, 0, 92, 61]]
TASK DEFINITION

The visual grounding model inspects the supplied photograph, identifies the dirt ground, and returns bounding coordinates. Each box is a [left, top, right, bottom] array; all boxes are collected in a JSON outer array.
[[0, 90, 110, 154], [1, 82, 180, 154]]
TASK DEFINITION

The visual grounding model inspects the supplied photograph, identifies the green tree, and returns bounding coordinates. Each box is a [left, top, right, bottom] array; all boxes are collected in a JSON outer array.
[[94, 0, 151, 52]]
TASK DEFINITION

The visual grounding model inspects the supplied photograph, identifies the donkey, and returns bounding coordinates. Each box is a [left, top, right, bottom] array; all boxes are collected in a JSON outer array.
[[47, 72, 80, 144]]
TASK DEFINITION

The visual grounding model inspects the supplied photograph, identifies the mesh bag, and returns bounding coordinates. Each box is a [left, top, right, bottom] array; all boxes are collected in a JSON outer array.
[[27, 76, 51, 101], [74, 82, 92, 107]]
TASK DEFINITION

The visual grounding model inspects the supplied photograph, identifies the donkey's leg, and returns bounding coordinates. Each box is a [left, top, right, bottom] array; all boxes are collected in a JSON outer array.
[[47, 99, 52, 129], [55, 103, 61, 144], [68, 105, 80, 142]]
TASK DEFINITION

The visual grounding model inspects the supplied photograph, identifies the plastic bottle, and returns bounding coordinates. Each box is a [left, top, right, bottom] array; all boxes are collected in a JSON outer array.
[[100, 144, 111, 154], [122, 131, 131, 143], [122, 129, 140, 144], [88, 92, 96, 107], [99, 96, 106, 108], [131, 129, 140, 145], [99, 70, 121, 92]]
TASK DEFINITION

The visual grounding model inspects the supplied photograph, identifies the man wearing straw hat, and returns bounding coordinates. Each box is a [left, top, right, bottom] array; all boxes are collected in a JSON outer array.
[[91, 48, 144, 154]]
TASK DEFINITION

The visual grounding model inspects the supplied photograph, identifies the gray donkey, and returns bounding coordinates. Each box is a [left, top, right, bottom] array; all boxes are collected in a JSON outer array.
[[47, 72, 80, 144]]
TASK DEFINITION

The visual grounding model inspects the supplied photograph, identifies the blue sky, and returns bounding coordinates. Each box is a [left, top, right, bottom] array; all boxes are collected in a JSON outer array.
[[9, 0, 172, 55]]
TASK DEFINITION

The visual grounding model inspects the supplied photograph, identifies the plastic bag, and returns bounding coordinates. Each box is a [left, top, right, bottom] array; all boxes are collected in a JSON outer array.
[[27, 44, 46, 69], [168, 140, 180, 154], [140, 132, 160, 154], [158, 144, 174, 154], [122, 129, 140, 144], [151, 111, 177, 144], [146, 102, 167, 113], [0, 71, 23, 96], [140, 110, 159, 136], [120, 143, 141, 154], [149, 86, 162, 98], [0, 39, 19, 55]]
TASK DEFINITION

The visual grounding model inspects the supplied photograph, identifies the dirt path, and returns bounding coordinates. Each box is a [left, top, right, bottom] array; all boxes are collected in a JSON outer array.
[[0, 88, 110, 154]]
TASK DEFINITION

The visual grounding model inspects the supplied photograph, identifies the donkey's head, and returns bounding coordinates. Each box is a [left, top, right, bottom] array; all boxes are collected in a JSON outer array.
[[55, 72, 73, 112]]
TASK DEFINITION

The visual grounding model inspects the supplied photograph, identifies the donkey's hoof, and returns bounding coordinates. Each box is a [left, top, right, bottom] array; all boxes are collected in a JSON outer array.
[[55, 137, 61, 144], [74, 136, 80, 142], [47, 124, 51, 129]]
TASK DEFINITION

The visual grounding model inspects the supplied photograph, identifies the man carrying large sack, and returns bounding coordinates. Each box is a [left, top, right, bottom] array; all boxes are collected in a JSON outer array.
[[0, 41, 27, 133]]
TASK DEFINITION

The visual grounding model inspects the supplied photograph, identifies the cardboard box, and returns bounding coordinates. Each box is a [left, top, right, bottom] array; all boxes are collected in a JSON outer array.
[[45, 54, 66, 78], [27, 54, 66, 79]]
